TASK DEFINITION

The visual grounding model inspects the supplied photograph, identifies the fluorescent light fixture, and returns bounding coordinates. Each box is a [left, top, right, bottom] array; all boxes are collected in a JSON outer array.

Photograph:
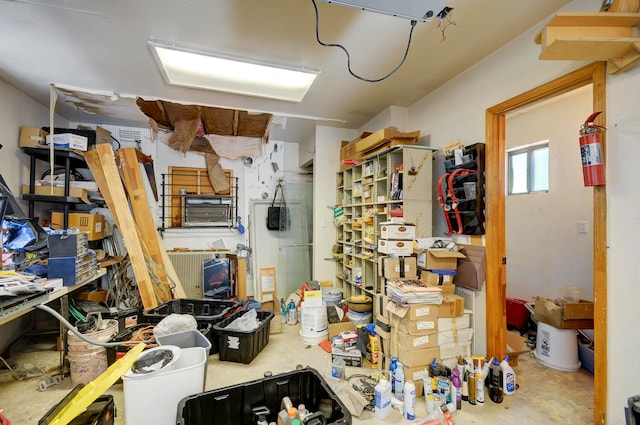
[[149, 41, 319, 102]]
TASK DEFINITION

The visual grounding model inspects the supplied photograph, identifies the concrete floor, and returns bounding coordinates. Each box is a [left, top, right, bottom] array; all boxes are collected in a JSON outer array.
[[0, 321, 594, 425]]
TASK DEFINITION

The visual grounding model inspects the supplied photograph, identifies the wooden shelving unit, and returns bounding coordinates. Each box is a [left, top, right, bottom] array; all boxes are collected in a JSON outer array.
[[535, 12, 640, 73]]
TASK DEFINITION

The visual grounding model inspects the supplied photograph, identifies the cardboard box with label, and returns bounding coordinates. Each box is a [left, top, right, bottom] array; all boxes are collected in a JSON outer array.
[[19, 126, 48, 148], [389, 313, 437, 335], [46, 133, 89, 151], [378, 239, 413, 256], [416, 249, 466, 270], [379, 256, 417, 279], [533, 296, 594, 329], [396, 345, 440, 368], [380, 222, 416, 240], [50, 212, 105, 241], [422, 270, 455, 286], [386, 301, 438, 322], [392, 328, 438, 350], [438, 293, 465, 318]]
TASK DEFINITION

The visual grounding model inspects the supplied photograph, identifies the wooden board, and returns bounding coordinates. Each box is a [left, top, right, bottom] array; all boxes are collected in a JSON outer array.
[[85, 144, 160, 310], [118, 148, 187, 299]]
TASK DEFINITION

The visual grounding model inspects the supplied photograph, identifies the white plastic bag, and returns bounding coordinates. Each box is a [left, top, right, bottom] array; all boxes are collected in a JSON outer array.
[[153, 313, 198, 338], [224, 309, 259, 332]]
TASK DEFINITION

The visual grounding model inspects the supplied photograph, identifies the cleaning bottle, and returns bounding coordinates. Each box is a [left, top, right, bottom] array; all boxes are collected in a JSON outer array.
[[501, 355, 516, 395], [404, 380, 416, 420], [390, 357, 398, 393], [374, 376, 392, 419], [451, 368, 462, 411], [257, 415, 267, 425], [429, 358, 440, 394], [423, 370, 435, 414], [277, 406, 298, 425], [489, 357, 504, 403], [394, 362, 405, 401], [287, 300, 297, 325], [297, 404, 308, 421]]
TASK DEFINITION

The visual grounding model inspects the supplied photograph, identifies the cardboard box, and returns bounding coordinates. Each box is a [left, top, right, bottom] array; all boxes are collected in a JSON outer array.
[[437, 313, 470, 332], [416, 249, 466, 270], [386, 301, 438, 322], [438, 294, 465, 318], [533, 296, 594, 329], [506, 330, 531, 366], [421, 271, 455, 286], [455, 244, 486, 291], [23, 184, 92, 204], [389, 313, 437, 335], [439, 340, 472, 360], [355, 128, 420, 154], [380, 222, 416, 240], [396, 345, 440, 368], [437, 328, 474, 345], [378, 239, 413, 256], [331, 345, 362, 367], [19, 126, 48, 148], [379, 256, 417, 279], [328, 321, 356, 339], [392, 329, 438, 350], [46, 133, 88, 151], [50, 212, 105, 241]]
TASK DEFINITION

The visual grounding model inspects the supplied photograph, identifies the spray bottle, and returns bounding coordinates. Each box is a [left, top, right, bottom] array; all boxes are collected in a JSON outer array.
[[489, 357, 504, 403], [404, 380, 416, 420], [501, 356, 516, 395], [389, 357, 398, 394], [394, 362, 405, 401], [423, 369, 435, 414], [451, 368, 462, 411], [287, 299, 297, 325]]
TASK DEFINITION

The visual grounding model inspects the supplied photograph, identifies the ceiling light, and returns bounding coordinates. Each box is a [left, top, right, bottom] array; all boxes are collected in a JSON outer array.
[[149, 41, 319, 102]]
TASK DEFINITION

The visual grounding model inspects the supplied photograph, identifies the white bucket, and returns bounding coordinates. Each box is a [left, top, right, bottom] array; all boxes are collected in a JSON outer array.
[[122, 346, 207, 425], [534, 321, 581, 372], [300, 303, 328, 334], [322, 288, 343, 306], [299, 327, 328, 345]]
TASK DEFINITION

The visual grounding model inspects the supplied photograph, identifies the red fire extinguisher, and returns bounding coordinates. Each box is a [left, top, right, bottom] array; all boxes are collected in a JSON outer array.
[[579, 111, 606, 186]]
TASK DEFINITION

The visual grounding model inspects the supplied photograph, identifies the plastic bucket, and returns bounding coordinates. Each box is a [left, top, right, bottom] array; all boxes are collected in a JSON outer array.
[[157, 330, 211, 375], [122, 347, 207, 425], [322, 288, 343, 306], [346, 310, 372, 326], [67, 319, 119, 385], [300, 303, 328, 333], [299, 327, 328, 345], [534, 321, 581, 372]]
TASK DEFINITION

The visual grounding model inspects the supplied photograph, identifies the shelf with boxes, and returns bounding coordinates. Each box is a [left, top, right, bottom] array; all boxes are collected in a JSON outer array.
[[334, 144, 436, 307]]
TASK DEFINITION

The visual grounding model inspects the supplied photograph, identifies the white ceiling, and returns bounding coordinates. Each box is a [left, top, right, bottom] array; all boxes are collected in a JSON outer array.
[[0, 0, 572, 143]]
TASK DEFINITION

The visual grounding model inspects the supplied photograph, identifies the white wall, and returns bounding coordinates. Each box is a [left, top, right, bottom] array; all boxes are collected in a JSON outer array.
[[404, 0, 637, 422], [0, 80, 68, 353], [505, 86, 594, 302], [312, 126, 356, 282]]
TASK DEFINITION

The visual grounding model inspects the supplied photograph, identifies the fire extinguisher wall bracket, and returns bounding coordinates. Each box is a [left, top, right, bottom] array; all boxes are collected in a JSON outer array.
[[579, 111, 606, 186]]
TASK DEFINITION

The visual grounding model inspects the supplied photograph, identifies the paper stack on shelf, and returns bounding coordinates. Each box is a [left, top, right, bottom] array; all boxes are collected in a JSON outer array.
[[385, 278, 443, 304]]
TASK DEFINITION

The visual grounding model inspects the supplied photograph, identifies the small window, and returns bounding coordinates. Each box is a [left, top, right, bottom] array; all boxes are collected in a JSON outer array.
[[507, 141, 549, 195]]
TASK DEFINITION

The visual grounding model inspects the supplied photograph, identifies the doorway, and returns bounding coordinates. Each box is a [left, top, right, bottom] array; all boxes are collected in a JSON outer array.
[[485, 62, 607, 423]]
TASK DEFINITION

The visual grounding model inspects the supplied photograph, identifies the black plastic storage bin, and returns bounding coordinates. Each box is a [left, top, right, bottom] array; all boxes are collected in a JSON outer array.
[[177, 367, 351, 425], [39, 385, 115, 425], [143, 298, 241, 354], [213, 309, 274, 364]]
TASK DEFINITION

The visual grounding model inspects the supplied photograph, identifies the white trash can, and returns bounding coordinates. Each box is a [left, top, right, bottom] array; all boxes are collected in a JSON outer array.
[[534, 321, 581, 372], [122, 346, 207, 425]]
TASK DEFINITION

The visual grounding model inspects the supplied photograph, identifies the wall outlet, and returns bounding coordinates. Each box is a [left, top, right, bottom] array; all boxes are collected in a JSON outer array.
[[578, 220, 588, 233]]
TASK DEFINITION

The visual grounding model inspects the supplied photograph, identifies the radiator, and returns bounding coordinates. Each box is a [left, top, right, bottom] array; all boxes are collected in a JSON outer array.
[[166, 251, 219, 299]]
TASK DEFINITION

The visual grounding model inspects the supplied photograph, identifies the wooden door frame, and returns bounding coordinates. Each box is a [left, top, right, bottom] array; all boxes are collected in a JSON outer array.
[[485, 62, 607, 424]]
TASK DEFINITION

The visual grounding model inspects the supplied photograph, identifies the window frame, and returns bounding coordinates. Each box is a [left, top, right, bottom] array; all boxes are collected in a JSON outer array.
[[506, 140, 549, 195]]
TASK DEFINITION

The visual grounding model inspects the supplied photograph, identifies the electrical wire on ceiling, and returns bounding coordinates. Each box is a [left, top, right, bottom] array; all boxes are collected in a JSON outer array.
[[310, 0, 418, 83]]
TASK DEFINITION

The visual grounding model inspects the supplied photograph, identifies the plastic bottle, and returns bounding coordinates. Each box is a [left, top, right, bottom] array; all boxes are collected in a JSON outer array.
[[475, 370, 485, 406], [451, 368, 462, 411], [297, 404, 307, 421], [331, 357, 345, 379], [287, 300, 297, 325], [501, 356, 517, 395], [404, 380, 416, 420], [389, 357, 398, 393], [374, 376, 392, 420], [394, 362, 405, 401], [468, 370, 476, 405], [423, 372, 435, 414], [277, 407, 298, 425], [291, 421, 301, 425], [461, 367, 469, 402], [257, 415, 267, 425], [489, 357, 504, 403]]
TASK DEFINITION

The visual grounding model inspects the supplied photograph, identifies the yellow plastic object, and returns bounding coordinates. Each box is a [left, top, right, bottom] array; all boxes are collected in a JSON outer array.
[[47, 342, 145, 425]]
